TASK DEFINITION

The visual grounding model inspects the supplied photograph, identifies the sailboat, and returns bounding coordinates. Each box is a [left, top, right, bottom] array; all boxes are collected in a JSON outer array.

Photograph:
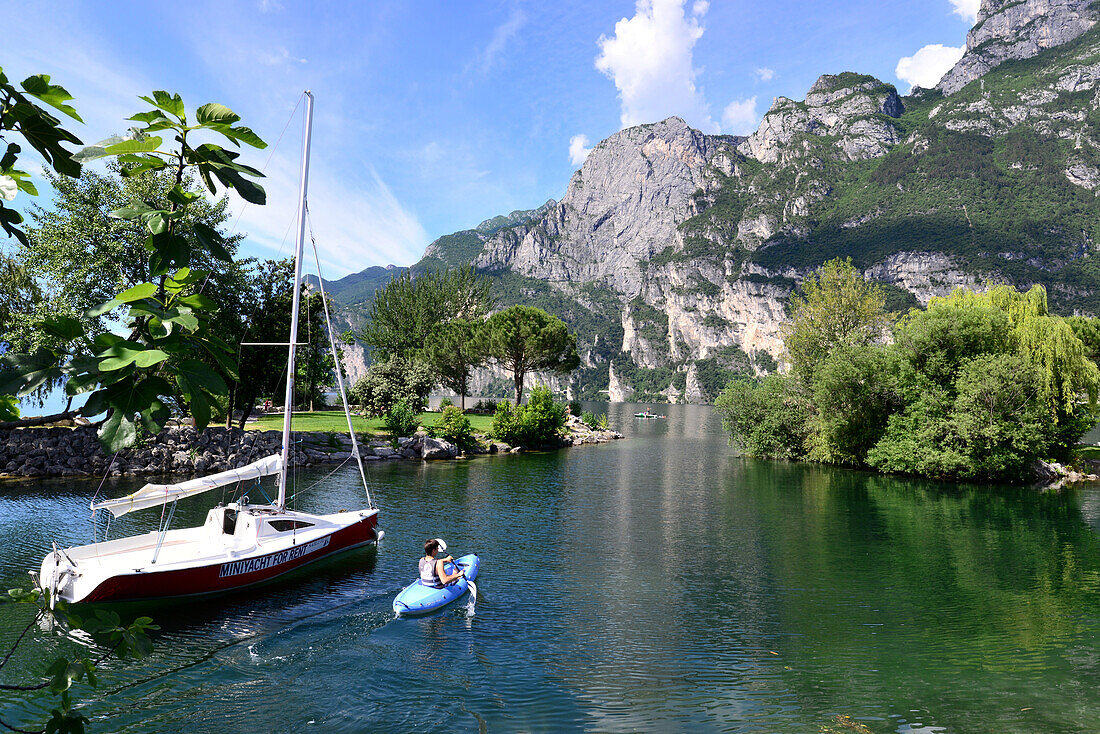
[[35, 92, 382, 605]]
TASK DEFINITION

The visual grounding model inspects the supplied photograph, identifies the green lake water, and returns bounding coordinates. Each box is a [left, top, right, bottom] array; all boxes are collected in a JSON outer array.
[[3, 403, 1100, 732]]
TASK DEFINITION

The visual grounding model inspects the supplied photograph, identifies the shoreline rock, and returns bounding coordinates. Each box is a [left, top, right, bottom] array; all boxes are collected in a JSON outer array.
[[0, 419, 624, 482]]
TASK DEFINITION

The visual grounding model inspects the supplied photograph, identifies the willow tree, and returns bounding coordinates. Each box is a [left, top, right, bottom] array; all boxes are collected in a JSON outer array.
[[926, 284, 1100, 424]]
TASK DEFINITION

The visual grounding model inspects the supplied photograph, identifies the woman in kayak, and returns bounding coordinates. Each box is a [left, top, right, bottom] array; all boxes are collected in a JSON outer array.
[[420, 538, 465, 588]]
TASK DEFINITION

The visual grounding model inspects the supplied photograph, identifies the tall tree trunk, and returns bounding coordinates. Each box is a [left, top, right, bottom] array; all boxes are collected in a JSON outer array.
[[514, 368, 524, 405]]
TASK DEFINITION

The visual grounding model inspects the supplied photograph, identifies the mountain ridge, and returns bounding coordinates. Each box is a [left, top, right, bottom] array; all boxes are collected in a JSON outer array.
[[331, 0, 1100, 403]]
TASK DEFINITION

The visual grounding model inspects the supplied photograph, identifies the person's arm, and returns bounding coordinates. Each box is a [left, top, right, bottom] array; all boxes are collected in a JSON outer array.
[[436, 557, 465, 584]]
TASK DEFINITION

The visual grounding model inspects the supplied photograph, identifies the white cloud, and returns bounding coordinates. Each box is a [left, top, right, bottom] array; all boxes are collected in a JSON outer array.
[[229, 152, 428, 276], [469, 8, 527, 75], [569, 134, 593, 166], [896, 43, 966, 91], [692, 1, 709, 16], [721, 97, 758, 135], [257, 47, 307, 66], [949, 0, 980, 24], [595, 0, 719, 132], [754, 67, 774, 82]]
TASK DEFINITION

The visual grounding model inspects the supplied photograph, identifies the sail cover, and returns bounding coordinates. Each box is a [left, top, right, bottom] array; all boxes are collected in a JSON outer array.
[[91, 454, 282, 518]]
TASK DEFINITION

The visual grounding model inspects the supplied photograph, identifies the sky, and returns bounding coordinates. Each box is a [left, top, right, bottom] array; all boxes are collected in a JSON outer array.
[[2, 0, 980, 280]]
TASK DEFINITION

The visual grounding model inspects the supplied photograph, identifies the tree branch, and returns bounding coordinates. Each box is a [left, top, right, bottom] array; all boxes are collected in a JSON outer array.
[[0, 410, 80, 430]]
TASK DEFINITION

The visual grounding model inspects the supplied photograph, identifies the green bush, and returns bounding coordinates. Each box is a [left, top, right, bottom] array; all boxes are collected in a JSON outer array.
[[349, 357, 434, 417], [431, 405, 475, 449], [472, 398, 499, 413], [490, 385, 567, 447], [581, 410, 609, 430], [438, 396, 454, 410], [714, 375, 813, 460], [383, 399, 419, 438]]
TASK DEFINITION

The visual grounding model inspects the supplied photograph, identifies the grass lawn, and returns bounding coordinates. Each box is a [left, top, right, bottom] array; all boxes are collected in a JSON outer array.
[[247, 410, 494, 436], [1076, 445, 1100, 461]]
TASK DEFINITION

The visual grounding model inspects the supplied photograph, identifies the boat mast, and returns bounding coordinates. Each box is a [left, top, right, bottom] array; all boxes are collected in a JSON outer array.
[[277, 90, 314, 510]]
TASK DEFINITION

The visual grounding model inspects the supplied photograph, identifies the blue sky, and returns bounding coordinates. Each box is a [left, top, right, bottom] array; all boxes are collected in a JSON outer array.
[[3, 0, 979, 279]]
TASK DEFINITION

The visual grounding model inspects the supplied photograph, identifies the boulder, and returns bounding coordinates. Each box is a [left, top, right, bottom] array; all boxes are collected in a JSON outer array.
[[420, 437, 458, 460]]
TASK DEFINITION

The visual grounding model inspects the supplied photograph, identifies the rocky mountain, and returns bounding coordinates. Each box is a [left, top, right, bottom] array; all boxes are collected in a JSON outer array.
[[937, 0, 1097, 94], [334, 0, 1100, 403]]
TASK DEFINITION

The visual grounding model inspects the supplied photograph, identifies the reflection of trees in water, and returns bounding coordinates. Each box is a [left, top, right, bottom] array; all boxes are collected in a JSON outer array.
[[740, 460, 1100, 730]]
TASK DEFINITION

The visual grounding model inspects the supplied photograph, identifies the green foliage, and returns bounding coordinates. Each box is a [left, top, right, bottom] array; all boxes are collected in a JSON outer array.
[[349, 356, 435, 417], [422, 317, 487, 410], [489, 385, 567, 446], [0, 90, 266, 449], [430, 405, 476, 449], [438, 396, 454, 409], [808, 345, 904, 465], [893, 303, 1013, 388], [783, 258, 889, 383], [482, 305, 580, 404], [358, 267, 492, 362], [383, 398, 419, 438], [0, 392, 18, 421], [720, 276, 1099, 482], [2, 587, 158, 733], [0, 68, 83, 246], [581, 410, 609, 430], [714, 375, 813, 460]]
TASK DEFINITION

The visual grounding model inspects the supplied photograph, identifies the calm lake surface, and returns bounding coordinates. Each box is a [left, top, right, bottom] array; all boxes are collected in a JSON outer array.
[[4, 403, 1100, 732]]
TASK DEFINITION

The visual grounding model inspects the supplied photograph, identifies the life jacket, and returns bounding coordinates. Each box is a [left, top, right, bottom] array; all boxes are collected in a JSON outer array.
[[419, 556, 443, 588]]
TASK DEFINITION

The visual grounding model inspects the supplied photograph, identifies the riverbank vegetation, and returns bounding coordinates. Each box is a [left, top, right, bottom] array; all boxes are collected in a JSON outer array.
[[716, 258, 1100, 482]]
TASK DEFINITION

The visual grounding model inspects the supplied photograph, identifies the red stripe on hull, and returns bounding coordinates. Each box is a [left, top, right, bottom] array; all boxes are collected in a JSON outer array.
[[81, 514, 379, 603]]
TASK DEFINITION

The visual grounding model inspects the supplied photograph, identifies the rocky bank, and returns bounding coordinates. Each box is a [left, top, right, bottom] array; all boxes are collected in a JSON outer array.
[[0, 418, 623, 480]]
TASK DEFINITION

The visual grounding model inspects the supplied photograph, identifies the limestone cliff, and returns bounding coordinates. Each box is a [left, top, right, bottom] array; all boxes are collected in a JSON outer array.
[[938, 0, 1097, 94]]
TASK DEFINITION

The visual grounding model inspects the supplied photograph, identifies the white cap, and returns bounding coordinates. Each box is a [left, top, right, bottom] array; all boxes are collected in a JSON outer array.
[[434, 538, 447, 552]]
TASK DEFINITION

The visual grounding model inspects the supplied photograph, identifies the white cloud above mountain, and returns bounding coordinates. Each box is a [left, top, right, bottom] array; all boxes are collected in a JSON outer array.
[[949, 0, 980, 23], [721, 97, 758, 135], [896, 43, 965, 91], [569, 134, 593, 166], [754, 67, 774, 82], [595, 0, 719, 133]]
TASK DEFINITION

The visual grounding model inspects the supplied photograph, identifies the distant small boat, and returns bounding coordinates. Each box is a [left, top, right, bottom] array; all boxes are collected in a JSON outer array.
[[393, 554, 480, 616], [633, 411, 666, 419]]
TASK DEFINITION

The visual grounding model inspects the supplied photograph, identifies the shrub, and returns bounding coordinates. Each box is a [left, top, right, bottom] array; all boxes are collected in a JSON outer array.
[[581, 410, 609, 430], [438, 396, 454, 410], [490, 385, 567, 447], [568, 400, 582, 416], [472, 398, 499, 413], [349, 357, 434, 417], [383, 399, 419, 439], [431, 405, 475, 449], [714, 375, 813, 460]]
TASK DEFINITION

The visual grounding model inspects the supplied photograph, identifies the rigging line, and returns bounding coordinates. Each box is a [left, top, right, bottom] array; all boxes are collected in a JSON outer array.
[[227, 92, 305, 238], [304, 204, 376, 509], [198, 93, 304, 299], [288, 454, 354, 503]]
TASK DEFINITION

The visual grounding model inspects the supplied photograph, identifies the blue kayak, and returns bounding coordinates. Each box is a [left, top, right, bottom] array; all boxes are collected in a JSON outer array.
[[393, 554, 480, 616]]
